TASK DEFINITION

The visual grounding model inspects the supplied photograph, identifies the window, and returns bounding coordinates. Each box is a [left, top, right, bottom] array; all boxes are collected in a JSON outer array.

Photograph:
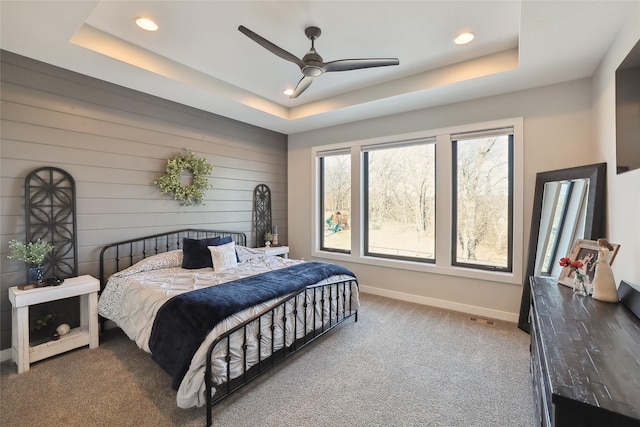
[[319, 152, 351, 253], [364, 140, 435, 262], [452, 131, 513, 271], [312, 118, 523, 284]]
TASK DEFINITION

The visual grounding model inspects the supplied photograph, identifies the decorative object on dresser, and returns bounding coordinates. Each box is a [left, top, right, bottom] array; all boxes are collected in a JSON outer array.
[[591, 238, 620, 302], [529, 276, 640, 427], [518, 163, 606, 332], [557, 238, 620, 289], [98, 229, 357, 426], [154, 149, 213, 205], [557, 255, 589, 296]]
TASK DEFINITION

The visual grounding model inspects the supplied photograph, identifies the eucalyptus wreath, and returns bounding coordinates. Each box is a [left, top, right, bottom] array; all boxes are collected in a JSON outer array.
[[154, 150, 213, 205]]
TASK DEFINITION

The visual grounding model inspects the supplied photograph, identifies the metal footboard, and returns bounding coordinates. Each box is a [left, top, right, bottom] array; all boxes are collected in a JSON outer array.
[[205, 278, 359, 426]]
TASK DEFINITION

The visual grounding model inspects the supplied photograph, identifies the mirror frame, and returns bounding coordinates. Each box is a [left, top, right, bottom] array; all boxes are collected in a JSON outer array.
[[517, 163, 606, 332]]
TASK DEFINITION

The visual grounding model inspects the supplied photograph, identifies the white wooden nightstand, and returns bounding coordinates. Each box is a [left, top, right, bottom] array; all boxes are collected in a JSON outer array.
[[255, 245, 290, 258], [9, 275, 100, 373]]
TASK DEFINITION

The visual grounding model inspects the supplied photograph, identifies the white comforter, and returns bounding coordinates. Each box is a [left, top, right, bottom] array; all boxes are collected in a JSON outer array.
[[98, 247, 359, 408]]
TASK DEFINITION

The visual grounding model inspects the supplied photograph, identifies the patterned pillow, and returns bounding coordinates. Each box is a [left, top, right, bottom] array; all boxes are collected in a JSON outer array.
[[235, 245, 266, 262], [208, 241, 238, 271], [113, 250, 183, 277]]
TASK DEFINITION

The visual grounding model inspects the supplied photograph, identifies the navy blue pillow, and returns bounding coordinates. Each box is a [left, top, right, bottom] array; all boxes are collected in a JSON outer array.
[[181, 236, 236, 269]]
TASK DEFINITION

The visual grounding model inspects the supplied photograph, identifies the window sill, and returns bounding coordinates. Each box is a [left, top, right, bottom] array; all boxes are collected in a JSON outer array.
[[311, 250, 521, 285]]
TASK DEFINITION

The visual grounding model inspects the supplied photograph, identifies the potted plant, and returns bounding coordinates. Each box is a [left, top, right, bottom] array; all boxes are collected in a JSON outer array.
[[7, 239, 54, 284], [264, 232, 273, 247]]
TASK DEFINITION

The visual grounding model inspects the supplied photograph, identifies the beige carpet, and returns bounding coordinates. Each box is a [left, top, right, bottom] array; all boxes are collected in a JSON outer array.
[[1, 293, 534, 427]]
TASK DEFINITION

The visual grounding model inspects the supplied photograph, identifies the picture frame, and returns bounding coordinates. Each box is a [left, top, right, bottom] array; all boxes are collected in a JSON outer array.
[[557, 239, 620, 287]]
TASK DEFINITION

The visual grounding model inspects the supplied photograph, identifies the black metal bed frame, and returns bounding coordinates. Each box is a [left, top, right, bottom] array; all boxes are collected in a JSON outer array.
[[98, 229, 358, 426]]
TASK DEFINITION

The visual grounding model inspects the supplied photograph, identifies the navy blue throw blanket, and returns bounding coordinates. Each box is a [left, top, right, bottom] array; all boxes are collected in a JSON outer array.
[[149, 261, 355, 389]]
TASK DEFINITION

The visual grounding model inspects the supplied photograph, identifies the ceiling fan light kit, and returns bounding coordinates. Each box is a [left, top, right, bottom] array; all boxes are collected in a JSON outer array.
[[238, 25, 399, 99]]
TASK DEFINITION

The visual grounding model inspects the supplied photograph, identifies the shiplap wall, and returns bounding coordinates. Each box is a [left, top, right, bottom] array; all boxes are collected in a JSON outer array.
[[0, 51, 288, 351]]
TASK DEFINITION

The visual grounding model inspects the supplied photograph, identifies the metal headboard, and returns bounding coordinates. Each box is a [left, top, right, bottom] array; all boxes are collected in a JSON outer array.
[[98, 229, 246, 291]]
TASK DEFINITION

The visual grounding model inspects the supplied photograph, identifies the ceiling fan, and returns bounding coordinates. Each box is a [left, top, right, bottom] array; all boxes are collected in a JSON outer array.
[[238, 25, 400, 99]]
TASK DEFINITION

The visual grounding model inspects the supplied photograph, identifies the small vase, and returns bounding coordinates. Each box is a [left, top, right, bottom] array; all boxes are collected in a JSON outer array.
[[573, 276, 587, 296], [27, 264, 45, 285]]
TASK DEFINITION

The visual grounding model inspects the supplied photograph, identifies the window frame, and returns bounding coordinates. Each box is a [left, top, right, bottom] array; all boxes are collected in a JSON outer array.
[[311, 118, 524, 285], [318, 152, 352, 254], [451, 132, 514, 272], [362, 140, 436, 263]]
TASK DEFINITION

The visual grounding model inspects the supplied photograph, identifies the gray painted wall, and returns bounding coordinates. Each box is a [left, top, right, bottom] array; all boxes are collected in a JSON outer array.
[[0, 51, 288, 351]]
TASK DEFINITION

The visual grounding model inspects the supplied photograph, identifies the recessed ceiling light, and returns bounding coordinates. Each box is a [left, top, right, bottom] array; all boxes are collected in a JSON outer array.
[[136, 17, 158, 32], [455, 32, 474, 45], [283, 88, 294, 96]]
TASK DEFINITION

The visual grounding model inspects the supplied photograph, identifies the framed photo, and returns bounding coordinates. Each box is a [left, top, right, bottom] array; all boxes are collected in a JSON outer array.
[[557, 239, 621, 287]]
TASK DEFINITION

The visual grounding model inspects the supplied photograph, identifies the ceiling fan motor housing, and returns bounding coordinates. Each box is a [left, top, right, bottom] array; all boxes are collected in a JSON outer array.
[[302, 50, 324, 76]]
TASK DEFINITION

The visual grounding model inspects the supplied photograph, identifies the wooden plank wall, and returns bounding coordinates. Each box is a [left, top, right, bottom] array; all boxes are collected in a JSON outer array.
[[0, 50, 288, 351]]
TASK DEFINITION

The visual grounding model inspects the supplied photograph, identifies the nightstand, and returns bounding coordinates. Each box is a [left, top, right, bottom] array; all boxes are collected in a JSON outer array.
[[9, 275, 100, 373], [255, 245, 289, 258]]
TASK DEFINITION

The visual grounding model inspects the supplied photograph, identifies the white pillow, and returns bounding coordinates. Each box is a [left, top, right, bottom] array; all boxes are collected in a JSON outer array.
[[208, 241, 238, 271]]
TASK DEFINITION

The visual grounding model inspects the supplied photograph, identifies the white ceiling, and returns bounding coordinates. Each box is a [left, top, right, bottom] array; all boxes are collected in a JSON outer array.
[[0, 1, 635, 134]]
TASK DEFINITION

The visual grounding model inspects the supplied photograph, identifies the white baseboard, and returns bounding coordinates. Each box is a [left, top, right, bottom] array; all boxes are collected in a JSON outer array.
[[359, 285, 519, 323]]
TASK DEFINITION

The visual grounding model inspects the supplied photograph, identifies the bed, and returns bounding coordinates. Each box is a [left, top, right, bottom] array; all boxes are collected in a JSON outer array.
[[97, 229, 359, 426]]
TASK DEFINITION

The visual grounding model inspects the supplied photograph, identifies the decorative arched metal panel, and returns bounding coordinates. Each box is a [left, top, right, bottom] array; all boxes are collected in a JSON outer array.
[[253, 184, 272, 247], [25, 167, 78, 278]]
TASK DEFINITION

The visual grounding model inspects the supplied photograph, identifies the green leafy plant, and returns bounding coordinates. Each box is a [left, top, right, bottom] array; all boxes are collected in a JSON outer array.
[[264, 232, 273, 242], [154, 150, 214, 206], [32, 313, 57, 331], [7, 239, 54, 265]]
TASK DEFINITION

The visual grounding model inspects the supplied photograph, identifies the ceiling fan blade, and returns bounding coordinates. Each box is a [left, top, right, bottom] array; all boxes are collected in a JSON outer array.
[[290, 76, 313, 99], [323, 58, 399, 73], [238, 25, 305, 68]]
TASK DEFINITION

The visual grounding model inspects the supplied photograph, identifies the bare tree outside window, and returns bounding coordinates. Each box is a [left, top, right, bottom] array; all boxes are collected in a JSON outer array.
[[321, 154, 351, 252], [366, 142, 435, 261], [453, 134, 512, 270]]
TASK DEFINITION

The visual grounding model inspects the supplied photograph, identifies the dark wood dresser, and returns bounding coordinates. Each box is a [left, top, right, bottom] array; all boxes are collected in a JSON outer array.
[[529, 276, 640, 427]]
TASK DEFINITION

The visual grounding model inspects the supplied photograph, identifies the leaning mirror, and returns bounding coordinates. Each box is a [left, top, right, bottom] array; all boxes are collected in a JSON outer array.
[[517, 163, 606, 332]]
